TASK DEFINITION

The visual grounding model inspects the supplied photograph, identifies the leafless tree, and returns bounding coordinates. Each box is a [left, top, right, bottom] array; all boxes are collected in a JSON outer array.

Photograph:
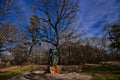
[[29, 0, 80, 55], [0, 23, 27, 53], [11, 45, 28, 65], [0, 0, 17, 24]]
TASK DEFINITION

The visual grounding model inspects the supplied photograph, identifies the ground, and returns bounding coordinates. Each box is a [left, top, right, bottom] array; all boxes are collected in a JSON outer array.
[[0, 62, 120, 80], [0, 65, 92, 80], [10, 72, 92, 80]]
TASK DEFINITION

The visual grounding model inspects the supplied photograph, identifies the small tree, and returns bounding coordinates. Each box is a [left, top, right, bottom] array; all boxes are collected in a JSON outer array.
[[25, 15, 41, 64]]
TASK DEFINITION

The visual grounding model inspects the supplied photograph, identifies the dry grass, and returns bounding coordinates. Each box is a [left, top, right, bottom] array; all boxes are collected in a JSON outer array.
[[0, 65, 32, 80], [100, 61, 120, 66], [84, 64, 101, 67], [0, 66, 20, 72]]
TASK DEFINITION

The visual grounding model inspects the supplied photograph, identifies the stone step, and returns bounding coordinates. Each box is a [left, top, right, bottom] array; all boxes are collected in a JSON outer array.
[[24, 73, 35, 79]]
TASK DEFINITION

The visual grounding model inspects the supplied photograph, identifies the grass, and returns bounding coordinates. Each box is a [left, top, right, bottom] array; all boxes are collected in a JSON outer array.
[[0, 66, 32, 80], [82, 65, 120, 80]]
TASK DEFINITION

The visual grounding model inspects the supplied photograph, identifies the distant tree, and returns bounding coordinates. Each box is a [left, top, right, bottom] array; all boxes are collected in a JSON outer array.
[[108, 24, 120, 52], [11, 45, 28, 65], [105, 23, 120, 60], [60, 43, 105, 64], [85, 36, 108, 51]]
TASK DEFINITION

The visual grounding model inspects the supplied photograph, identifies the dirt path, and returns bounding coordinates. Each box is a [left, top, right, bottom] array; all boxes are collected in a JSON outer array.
[[9, 72, 92, 80]]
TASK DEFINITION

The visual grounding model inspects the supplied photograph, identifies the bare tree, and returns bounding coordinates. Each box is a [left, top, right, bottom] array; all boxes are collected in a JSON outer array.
[[26, 0, 81, 68], [28, 0, 80, 55], [0, 23, 27, 53], [11, 45, 28, 65], [0, 0, 17, 24]]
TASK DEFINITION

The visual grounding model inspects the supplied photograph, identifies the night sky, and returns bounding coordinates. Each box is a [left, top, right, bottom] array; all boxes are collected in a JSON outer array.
[[4, 0, 120, 37]]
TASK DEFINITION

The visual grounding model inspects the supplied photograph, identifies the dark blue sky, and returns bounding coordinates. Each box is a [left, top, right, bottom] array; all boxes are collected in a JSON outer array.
[[5, 0, 120, 37]]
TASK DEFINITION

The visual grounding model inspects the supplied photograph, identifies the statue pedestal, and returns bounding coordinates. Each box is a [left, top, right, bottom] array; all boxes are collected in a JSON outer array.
[[50, 66, 61, 74], [32, 70, 45, 75]]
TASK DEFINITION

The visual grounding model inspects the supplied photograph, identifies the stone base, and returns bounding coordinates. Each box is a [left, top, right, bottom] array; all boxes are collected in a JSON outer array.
[[50, 66, 62, 74], [32, 70, 45, 75]]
